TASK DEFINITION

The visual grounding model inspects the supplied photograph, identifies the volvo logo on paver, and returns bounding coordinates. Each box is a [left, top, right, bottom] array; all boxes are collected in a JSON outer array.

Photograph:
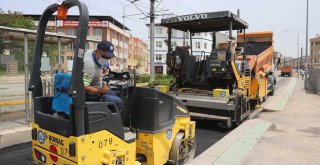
[[38, 130, 47, 144], [177, 14, 208, 21], [49, 135, 64, 146]]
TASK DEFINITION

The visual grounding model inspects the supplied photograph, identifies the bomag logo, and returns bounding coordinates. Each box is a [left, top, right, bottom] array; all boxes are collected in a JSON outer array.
[[49, 135, 64, 146]]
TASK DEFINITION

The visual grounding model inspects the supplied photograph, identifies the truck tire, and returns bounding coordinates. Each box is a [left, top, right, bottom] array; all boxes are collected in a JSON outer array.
[[269, 80, 275, 96]]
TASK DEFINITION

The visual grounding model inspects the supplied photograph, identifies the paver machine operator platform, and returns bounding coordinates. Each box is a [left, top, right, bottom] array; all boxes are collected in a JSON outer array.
[[161, 11, 276, 127]]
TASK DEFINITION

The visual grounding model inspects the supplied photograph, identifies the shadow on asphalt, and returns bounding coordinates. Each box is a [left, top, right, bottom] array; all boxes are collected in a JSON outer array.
[[194, 119, 231, 157]]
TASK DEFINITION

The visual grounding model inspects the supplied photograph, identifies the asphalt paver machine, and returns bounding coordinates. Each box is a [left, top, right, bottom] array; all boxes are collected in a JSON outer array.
[[28, 0, 195, 164], [161, 11, 275, 127]]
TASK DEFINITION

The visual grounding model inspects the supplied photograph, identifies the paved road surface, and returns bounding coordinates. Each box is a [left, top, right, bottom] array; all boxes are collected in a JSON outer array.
[[0, 77, 291, 164]]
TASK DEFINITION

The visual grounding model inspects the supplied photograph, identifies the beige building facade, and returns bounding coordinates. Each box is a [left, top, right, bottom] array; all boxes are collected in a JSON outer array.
[[309, 35, 320, 69], [25, 15, 148, 73]]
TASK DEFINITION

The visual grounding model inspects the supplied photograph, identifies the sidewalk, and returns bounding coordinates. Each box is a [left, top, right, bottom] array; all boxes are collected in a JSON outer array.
[[240, 79, 320, 164], [0, 75, 24, 83], [0, 117, 30, 149]]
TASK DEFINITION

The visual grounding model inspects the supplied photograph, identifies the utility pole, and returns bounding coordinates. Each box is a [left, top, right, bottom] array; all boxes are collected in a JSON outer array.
[[305, 0, 309, 70], [297, 32, 300, 70], [301, 47, 303, 69], [149, 0, 155, 81]]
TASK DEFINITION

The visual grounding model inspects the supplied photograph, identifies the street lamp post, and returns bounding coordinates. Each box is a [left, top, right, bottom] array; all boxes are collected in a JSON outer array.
[[284, 30, 300, 70]]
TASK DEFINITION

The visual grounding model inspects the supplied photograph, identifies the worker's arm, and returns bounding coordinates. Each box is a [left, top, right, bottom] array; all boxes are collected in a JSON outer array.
[[84, 84, 109, 94], [83, 69, 109, 94]]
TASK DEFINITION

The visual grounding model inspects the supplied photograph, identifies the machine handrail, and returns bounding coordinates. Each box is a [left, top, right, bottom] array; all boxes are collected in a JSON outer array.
[[28, 0, 89, 136]]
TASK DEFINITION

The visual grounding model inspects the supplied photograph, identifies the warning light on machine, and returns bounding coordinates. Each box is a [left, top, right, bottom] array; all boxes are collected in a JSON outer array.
[[57, 5, 68, 20]]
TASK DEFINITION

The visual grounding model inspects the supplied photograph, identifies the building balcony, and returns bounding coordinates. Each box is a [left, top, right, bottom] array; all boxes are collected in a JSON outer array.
[[310, 45, 320, 50], [119, 42, 128, 49], [111, 38, 118, 45]]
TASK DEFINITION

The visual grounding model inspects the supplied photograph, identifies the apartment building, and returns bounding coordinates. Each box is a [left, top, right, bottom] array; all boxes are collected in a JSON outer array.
[[25, 14, 148, 72], [147, 24, 228, 74], [309, 35, 320, 69], [128, 37, 149, 74]]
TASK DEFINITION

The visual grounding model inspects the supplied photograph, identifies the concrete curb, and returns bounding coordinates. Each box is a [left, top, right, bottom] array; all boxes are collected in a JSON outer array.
[[0, 126, 31, 149], [264, 78, 296, 111], [190, 119, 272, 165]]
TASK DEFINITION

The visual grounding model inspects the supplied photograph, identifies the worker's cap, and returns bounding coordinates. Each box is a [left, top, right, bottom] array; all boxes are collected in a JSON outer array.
[[97, 41, 116, 59], [104, 63, 110, 69]]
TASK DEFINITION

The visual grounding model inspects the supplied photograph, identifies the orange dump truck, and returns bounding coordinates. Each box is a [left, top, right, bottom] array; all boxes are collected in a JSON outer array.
[[281, 66, 293, 77]]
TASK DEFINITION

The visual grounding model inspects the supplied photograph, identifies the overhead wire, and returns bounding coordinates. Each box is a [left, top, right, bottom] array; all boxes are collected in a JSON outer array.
[[155, 0, 163, 10], [172, 0, 198, 13], [87, 4, 148, 24]]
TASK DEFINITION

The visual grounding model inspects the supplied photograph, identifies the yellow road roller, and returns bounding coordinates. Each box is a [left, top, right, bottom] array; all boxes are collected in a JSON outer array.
[[28, 0, 196, 164]]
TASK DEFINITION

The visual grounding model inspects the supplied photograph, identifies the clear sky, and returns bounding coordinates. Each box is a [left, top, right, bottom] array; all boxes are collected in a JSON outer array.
[[0, 0, 319, 58]]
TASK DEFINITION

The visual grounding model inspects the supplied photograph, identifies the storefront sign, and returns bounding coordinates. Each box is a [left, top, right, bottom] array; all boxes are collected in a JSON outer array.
[[57, 20, 109, 27]]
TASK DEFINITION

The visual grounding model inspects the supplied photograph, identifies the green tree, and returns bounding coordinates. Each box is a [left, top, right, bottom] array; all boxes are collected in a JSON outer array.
[[0, 8, 34, 29], [0, 8, 35, 74]]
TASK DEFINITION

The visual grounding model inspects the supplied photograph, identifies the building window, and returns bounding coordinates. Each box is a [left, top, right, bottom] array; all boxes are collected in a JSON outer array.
[[172, 29, 177, 37], [156, 54, 162, 61], [204, 42, 207, 49], [315, 42, 320, 47], [185, 41, 189, 46], [67, 56, 73, 60], [155, 66, 163, 74], [57, 29, 64, 34], [156, 41, 162, 48], [184, 32, 189, 38], [67, 43, 75, 50], [156, 27, 162, 35], [93, 28, 102, 36], [314, 50, 320, 55], [94, 42, 98, 48], [196, 42, 201, 49], [67, 29, 76, 36]]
